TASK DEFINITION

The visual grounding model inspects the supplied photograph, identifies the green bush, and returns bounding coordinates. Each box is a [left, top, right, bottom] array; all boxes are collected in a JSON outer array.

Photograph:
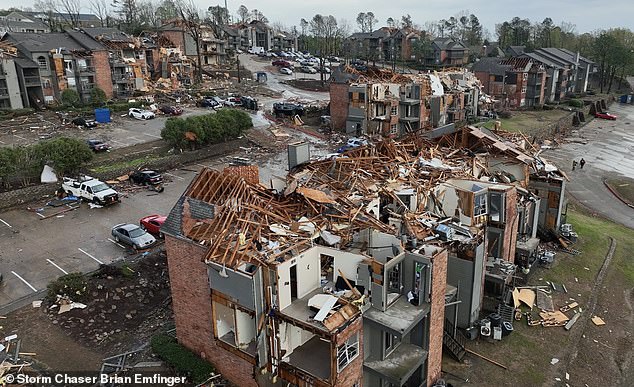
[[161, 109, 253, 148], [90, 87, 108, 106], [568, 99, 583, 108], [151, 334, 215, 384], [46, 273, 89, 302], [37, 137, 94, 176], [61, 89, 81, 107]]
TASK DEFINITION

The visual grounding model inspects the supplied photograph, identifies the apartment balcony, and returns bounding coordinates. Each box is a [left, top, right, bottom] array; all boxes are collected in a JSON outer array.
[[79, 84, 95, 94], [364, 297, 429, 338], [364, 343, 427, 386], [78, 66, 95, 75], [0, 87, 9, 98], [399, 116, 420, 123], [23, 76, 41, 87], [112, 74, 131, 84], [399, 98, 420, 105]]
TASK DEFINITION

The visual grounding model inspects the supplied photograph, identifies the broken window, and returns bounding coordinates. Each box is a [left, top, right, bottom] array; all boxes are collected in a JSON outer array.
[[337, 332, 359, 372], [37, 56, 47, 69], [474, 193, 487, 217], [386, 262, 402, 295], [489, 192, 505, 223]]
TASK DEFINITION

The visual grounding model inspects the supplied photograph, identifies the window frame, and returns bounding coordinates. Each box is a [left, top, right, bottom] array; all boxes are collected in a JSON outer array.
[[337, 332, 360, 372]]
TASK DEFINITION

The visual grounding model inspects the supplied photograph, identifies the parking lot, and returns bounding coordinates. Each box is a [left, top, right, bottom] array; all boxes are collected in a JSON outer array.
[[0, 163, 211, 306]]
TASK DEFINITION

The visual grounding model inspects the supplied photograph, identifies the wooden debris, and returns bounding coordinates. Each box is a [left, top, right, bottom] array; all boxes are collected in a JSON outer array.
[[565, 313, 581, 330], [591, 316, 606, 326], [465, 348, 508, 370]]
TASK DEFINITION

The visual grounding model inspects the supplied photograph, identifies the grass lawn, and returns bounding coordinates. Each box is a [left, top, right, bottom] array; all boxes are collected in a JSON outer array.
[[479, 109, 571, 136], [442, 204, 634, 386], [604, 177, 634, 206]]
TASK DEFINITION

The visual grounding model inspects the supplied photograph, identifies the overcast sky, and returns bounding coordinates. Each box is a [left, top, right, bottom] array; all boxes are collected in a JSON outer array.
[[7, 0, 634, 35]]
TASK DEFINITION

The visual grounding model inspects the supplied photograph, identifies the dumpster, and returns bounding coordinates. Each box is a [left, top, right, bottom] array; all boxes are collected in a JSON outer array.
[[94, 108, 111, 123]]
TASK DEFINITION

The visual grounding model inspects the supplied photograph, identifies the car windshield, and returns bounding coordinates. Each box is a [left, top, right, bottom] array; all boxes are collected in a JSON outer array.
[[128, 227, 145, 238], [92, 183, 110, 193]]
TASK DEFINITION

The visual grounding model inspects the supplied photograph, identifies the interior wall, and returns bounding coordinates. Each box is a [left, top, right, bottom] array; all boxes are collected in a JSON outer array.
[[277, 259, 292, 310], [236, 309, 255, 346], [280, 321, 314, 357], [277, 250, 321, 309], [215, 302, 235, 338]]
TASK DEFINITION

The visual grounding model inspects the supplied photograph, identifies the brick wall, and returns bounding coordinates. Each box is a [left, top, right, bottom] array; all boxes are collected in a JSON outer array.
[[330, 82, 349, 131], [92, 51, 113, 98], [160, 31, 185, 52], [427, 248, 447, 386], [333, 316, 363, 386], [165, 236, 258, 387]]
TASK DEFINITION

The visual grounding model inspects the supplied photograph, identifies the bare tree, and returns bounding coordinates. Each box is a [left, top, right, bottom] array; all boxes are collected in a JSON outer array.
[[34, 0, 81, 29], [237, 4, 248, 23], [250, 9, 267, 23], [89, 0, 110, 27], [112, 0, 139, 33], [137, 0, 161, 31], [59, 0, 81, 28], [178, 0, 203, 83]]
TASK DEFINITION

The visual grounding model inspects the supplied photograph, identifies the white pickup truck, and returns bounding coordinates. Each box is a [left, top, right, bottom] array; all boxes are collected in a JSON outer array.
[[61, 176, 119, 205]]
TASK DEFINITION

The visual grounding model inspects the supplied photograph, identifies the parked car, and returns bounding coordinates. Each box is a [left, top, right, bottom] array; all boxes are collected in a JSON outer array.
[[595, 112, 617, 120], [111, 223, 156, 250], [159, 105, 183, 115], [240, 96, 259, 110], [280, 67, 293, 75], [272, 60, 292, 67], [301, 66, 317, 74], [129, 170, 163, 186], [318, 66, 332, 74], [62, 176, 119, 205], [72, 117, 97, 128], [347, 137, 369, 148], [198, 97, 222, 109], [273, 102, 305, 117], [140, 215, 167, 238], [86, 139, 111, 152], [224, 97, 243, 107], [128, 108, 155, 120]]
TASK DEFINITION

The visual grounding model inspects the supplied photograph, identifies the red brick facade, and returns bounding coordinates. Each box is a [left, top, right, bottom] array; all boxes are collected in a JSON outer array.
[[92, 51, 113, 98], [427, 248, 447, 386], [165, 236, 257, 387], [333, 317, 363, 386], [329, 82, 349, 131]]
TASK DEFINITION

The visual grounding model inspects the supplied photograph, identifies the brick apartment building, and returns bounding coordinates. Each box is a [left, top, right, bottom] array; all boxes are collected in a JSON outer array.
[[329, 67, 481, 136]]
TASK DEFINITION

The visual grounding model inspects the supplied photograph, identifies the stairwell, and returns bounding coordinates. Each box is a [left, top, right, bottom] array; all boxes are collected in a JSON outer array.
[[442, 318, 466, 361]]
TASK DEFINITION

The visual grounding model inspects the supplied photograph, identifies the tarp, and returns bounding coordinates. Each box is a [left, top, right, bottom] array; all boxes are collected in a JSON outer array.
[[40, 165, 57, 183]]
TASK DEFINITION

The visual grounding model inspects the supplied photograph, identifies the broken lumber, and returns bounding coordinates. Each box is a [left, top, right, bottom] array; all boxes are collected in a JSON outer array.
[[465, 348, 507, 370], [337, 269, 361, 297], [564, 313, 581, 331]]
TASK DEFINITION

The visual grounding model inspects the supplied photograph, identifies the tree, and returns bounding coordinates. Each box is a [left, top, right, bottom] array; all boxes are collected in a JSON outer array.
[[138, 0, 161, 31], [401, 14, 413, 29], [39, 137, 93, 176], [207, 5, 229, 38], [178, 0, 203, 84], [89, 0, 110, 27], [60, 89, 80, 107], [366, 12, 377, 32], [237, 5, 248, 23], [89, 87, 107, 106], [386, 17, 395, 29], [34, 0, 81, 30], [58, 0, 81, 28], [111, 0, 139, 34], [250, 9, 267, 23], [156, 0, 179, 23]]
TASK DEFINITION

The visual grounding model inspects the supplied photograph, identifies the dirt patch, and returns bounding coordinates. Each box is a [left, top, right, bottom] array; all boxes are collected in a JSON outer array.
[[0, 251, 174, 375], [284, 79, 330, 92]]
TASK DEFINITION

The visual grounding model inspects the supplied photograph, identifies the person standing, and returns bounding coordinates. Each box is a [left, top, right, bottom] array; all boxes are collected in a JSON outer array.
[[580, 158, 586, 169], [572, 160, 577, 170]]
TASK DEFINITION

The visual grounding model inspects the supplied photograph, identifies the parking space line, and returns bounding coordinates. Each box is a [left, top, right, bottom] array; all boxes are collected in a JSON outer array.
[[143, 133, 162, 138], [0, 218, 12, 228], [108, 238, 126, 249], [46, 259, 69, 275], [11, 271, 38, 292], [164, 172, 184, 180], [78, 248, 104, 264]]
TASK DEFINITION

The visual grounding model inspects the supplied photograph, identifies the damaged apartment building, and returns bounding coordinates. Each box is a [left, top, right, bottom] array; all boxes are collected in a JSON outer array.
[[162, 126, 567, 385], [330, 66, 481, 137], [2, 31, 112, 105]]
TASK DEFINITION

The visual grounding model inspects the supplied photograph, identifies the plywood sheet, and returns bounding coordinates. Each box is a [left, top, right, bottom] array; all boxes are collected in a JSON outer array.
[[518, 289, 535, 309]]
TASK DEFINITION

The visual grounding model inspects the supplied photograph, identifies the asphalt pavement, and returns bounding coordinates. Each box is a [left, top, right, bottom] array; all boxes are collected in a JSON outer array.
[[542, 102, 634, 228]]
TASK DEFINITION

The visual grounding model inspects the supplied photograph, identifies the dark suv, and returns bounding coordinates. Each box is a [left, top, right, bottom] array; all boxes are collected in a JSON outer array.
[[273, 102, 305, 117], [130, 170, 163, 186]]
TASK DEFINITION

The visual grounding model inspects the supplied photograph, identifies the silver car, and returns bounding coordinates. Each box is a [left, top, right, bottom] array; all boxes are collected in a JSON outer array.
[[111, 223, 156, 250]]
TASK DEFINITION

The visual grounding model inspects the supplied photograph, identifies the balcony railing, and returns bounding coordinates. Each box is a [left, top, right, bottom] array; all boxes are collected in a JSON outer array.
[[78, 66, 95, 74], [23, 76, 41, 86]]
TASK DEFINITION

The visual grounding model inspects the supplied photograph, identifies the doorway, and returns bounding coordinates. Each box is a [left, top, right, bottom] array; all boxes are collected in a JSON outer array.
[[290, 265, 298, 301]]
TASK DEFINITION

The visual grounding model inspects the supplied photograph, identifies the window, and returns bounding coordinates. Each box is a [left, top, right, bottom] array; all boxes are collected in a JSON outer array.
[[523, 72, 528, 79], [521, 86, 527, 94], [390, 124, 398, 135], [37, 56, 47, 69], [337, 333, 359, 372], [390, 106, 397, 116], [387, 262, 402, 294], [474, 193, 487, 217], [384, 331, 400, 356], [489, 192, 505, 223]]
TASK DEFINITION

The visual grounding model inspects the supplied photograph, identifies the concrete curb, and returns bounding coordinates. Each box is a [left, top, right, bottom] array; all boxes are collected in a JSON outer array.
[[603, 179, 634, 209]]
